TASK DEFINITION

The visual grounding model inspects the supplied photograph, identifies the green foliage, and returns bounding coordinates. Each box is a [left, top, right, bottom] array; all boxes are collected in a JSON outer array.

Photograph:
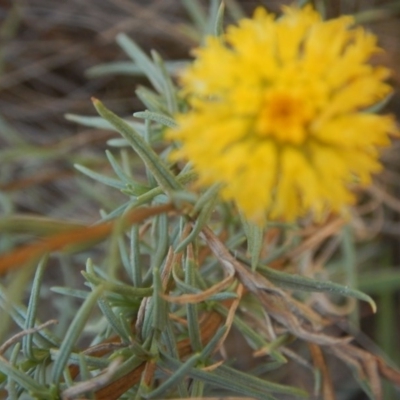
[[1, 1, 400, 399]]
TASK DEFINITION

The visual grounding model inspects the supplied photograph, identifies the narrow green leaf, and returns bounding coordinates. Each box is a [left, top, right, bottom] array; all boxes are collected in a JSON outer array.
[[50, 287, 89, 299], [86, 61, 139, 77], [133, 111, 177, 128], [175, 186, 219, 253], [51, 285, 104, 384], [130, 225, 142, 287], [107, 138, 130, 147], [241, 214, 264, 271], [341, 225, 359, 326], [65, 113, 145, 134], [82, 271, 152, 297], [92, 99, 181, 193], [23, 255, 48, 360], [191, 379, 204, 397], [185, 257, 202, 352], [0, 354, 47, 395], [214, 363, 307, 397], [135, 86, 168, 113], [160, 351, 304, 399], [152, 213, 169, 271], [146, 353, 202, 399], [161, 318, 179, 359], [7, 344, 20, 400], [116, 34, 163, 93], [74, 163, 126, 190], [213, 1, 225, 36], [118, 236, 132, 280], [363, 93, 393, 114], [50, 349, 110, 369], [152, 267, 167, 332], [106, 150, 139, 185], [78, 352, 91, 383], [97, 297, 130, 343], [0, 287, 59, 348], [258, 264, 376, 313], [151, 50, 178, 114], [206, 0, 221, 36], [181, 0, 208, 33], [111, 353, 146, 382], [200, 325, 227, 359]]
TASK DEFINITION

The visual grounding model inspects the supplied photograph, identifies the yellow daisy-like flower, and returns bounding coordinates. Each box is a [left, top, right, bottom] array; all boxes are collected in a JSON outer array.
[[167, 5, 397, 223]]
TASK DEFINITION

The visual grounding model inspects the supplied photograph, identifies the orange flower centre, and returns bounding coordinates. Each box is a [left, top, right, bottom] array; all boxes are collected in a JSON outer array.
[[256, 90, 313, 144]]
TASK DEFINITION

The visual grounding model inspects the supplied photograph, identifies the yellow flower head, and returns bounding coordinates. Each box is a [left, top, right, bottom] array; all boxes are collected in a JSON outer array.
[[167, 5, 397, 224]]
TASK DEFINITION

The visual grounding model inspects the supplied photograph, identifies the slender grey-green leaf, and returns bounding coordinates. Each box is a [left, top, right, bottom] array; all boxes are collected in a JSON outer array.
[[146, 353, 201, 399], [258, 264, 376, 312], [51, 285, 104, 384], [241, 214, 264, 271], [50, 287, 89, 299], [0, 287, 59, 348], [129, 225, 142, 287], [363, 93, 393, 114], [118, 237, 132, 280], [65, 114, 145, 134], [136, 86, 168, 113], [93, 99, 181, 193], [207, 0, 221, 35], [97, 297, 130, 343], [7, 344, 20, 400], [191, 379, 204, 397], [152, 213, 169, 271], [116, 34, 163, 93], [160, 352, 305, 399], [185, 257, 202, 352], [213, 1, 225, 36], [152, 267, 167, 332], [152, 50, 178, 114], [95, 170, 196, 223], [86, 61, 139, 77], [201, 325, 227, 359], [235, 252, 377, 312], [74, 164, 126, 190], [50, 349, 110, 369], [216, 364, 307, 397], [87, 60, 188, 78], [82, 271, 152, 297], [78, 352, 91, 384], [161, 318, 179, 359], [158, 321, 188, 399], [23, 255, 48, 360], [0, 354, 47, 395], [107, 138, 130, 147], [112, 353, 146, 382], [181, 0, 207, 33], [106, 150, 136, 185], [175, 190, 218, 253], [133, 111, 177, 128]]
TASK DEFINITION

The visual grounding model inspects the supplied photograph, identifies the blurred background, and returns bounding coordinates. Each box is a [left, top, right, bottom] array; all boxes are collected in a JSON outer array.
[[1, 1, 400, 399]]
